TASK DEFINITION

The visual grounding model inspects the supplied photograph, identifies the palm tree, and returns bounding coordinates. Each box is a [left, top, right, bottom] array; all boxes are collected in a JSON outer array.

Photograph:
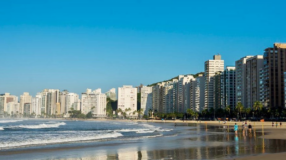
[[245, 108, 252, 119], [253, 101, 263, 118], [275, 109, 280, 119], [225, 106, 231, 118], [137, 108, 144, 119], [187, 109, 194, 119], [194, 112, 199, 120], [236, 102, 244, 120]]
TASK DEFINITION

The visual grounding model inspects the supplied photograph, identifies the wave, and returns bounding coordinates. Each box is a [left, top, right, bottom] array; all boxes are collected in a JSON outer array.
[[2, 122, 66, 130], [0, 127, 3, 130], [0, 132, 123, 149], [17, 122, 66, 129], [0, 120, 23, 123]]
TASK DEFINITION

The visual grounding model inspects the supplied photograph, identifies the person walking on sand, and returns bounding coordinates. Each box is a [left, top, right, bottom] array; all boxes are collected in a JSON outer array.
[[248, 123, 252, 133], [280, 122, 282, 127], [276, 122, 278, 128], [234, 123, 238, 135], [272, 121, 274, 127]]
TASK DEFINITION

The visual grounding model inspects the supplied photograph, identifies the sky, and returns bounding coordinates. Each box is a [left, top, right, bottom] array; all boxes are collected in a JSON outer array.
[[1, 0, 286, 96]]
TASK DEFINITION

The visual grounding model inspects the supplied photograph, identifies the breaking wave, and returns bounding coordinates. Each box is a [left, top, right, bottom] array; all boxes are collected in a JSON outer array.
[[0, 132, 123, 149], [0, 120, 23, 123]]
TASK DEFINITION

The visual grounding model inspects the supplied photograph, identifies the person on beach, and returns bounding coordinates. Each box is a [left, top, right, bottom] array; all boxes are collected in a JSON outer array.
[[248, 123, 252, 133], [276, 122, 278, 128], [234, 123, 238, 135], [280, 122, 282, 127], [272, 122, 274, 127]]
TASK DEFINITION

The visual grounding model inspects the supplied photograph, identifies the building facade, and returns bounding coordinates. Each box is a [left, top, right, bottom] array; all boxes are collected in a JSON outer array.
[[204, 54, 224, 110], [118, 85, 137, 118], [141, 86, 153, 116], [261, 43, 286, 108]]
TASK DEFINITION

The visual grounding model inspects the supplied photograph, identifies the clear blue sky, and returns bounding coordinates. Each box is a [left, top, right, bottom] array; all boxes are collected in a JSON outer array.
[[1, 0, 286, 96]]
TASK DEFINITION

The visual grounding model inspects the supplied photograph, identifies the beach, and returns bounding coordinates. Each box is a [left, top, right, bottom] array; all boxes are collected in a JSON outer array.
[[1, 119, 286, 159]]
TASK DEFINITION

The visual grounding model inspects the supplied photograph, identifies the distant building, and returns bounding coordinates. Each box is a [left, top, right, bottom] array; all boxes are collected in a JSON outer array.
[[235, 56, 253, 108], [204, 54, 224, 110], [190, 74, 205, 112], [261, 43, 286, 108], [141, 86, 152, 116], [81, 89, 106, 117], [0, 93, 18, 117], [118, 85, 137, 118], [245, 55, 263, 108], [20, 92, 32, 115], [23, 103, 31, 116], [31, 93, 42, 116], [221, 67, 236, 109]]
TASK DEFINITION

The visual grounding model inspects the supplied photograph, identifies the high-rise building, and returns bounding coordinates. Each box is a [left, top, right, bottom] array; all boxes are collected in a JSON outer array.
[[245, 55, 263, 108], [140, 86, 153, 115], [221, 67, 236, 109], [190, 74, 205, 112], [152, 83, 164, 113], [6, 102, 19, 116], [31, 93, 42, 116], [261, 43, 286, 108], [0, 93, 18, 117], [214, 71, 223, 110], [235, 56, 253, 107], [204, 54, 224, 110], [20, 92, 32, 115], [42, 89, 60, 115], [81, 89, 106, 117], [59, 90, 69, 114], [118, 85, 137, 118]]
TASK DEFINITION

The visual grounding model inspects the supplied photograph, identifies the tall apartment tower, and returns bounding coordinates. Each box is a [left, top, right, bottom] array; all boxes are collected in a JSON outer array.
[[235, 56, 253, 107], [245, 55, 263, 108], [261, 43, 286, 108], [118, 85, 137, 118], [0, 93, 18, 117], [221, 66, 236, 109], [20, 92, 32, 115], [141, 86, 153, 115], [204, 54, 224, 110], [190, 74, 205, 112]]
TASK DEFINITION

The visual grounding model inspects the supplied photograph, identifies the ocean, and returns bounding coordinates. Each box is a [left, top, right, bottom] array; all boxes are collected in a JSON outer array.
[[1, 119, 286, 160]]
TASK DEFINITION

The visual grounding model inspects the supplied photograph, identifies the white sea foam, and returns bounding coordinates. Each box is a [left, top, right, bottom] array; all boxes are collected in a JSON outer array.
[[0, 120, 23, 123], [0, 127, 3, 130], [0, 132, 123, 149], [10, 122, 66, 129]]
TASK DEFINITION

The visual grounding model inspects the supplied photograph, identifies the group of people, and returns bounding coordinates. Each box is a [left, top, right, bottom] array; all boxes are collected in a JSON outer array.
[[233, 121, 252, 135]]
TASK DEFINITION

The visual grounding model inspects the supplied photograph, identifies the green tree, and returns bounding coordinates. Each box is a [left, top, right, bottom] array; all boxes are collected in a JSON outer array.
[[236, 102, 244, 120], [86, 111, 93, 118], [253, 101, 263, 118]]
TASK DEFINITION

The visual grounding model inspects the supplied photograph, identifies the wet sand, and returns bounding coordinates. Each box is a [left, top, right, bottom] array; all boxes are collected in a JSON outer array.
[[235, 152, 286, 160]]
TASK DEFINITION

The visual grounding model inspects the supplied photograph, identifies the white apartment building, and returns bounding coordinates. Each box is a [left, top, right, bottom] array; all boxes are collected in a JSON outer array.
[[152, 83, 164, 113], [20, 92, 32, 115], [245, 55, 264, 108], [118, 85, 137, 118], [59, 90, 69, 114], [204, 54, 224, 110], [190, 74, 205, 112], [141, 86, 153, 116], [81, 89, 106, 117], [0, 93, 18, 116], [179, 75, 195, 113], [221, 67, 236, 109], [66, 93, 80, 112], [235, 56, 253, 108], [31, 93, 42, 116], [41, 89, 60, 116], [6, 102, 20, 116]]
